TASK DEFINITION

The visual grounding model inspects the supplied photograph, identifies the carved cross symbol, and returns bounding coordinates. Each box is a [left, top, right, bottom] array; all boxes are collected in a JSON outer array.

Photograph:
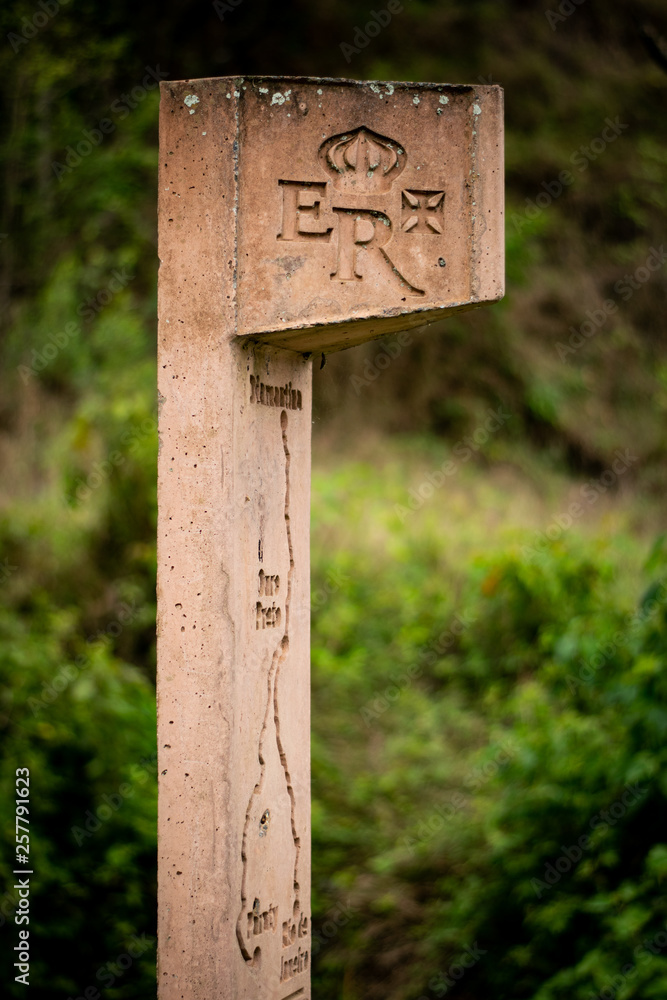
[[401, 189, 445, 234]]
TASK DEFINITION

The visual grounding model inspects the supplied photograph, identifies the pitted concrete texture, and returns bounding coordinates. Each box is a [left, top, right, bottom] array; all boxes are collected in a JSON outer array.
[[162, 75, 504, 354], [158, 81, 311, 1000], [157, 74, 504, 1000]]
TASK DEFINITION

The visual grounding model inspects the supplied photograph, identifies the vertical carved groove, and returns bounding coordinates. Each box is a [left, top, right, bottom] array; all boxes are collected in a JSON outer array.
[[275, 410, 301, 895], [236, 408, 301, 964]]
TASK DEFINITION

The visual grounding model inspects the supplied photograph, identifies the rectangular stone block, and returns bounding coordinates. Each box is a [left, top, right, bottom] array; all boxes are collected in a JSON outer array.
[[166, 75, 504, 353], [157, 74, 504, 1000], [158, 81, 312, 1000]]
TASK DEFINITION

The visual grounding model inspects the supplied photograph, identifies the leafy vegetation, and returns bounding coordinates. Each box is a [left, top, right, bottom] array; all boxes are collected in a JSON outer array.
[[309, 452, 667, 999], [1, 0, 667, 997]]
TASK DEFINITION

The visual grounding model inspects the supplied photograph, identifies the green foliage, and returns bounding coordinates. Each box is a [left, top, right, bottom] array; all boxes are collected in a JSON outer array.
[[308, 458, 667, 999], [2, 0, 667, 997], [0, 605, 156, 998]]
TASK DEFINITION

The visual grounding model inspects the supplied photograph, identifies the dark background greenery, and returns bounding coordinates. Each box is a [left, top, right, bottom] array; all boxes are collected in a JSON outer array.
[[1, 0, 667, 997]]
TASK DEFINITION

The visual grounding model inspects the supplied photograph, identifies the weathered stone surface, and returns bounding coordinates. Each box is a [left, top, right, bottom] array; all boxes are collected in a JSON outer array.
[[236, 78, 504, 352], [157, 74, 504, 1000], [163, 76, 504, 354], [158, 82, 312, 1000]]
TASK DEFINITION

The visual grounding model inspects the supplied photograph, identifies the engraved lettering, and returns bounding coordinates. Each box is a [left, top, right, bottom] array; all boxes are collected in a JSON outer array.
[[272, 128, 437, 297], [237, 413, 302, 974], [282, 901, 310, 949], [331, 208, 424, 296], [331, 209, 386, 281], [250, 376, 303, 410], [256, 570, 283, 629], [259, 570, 280, 596], [256, 601, 282, 630], [246, 898, 279, 939], [278, 180, 333, 242], [280, 946, 309, 982]]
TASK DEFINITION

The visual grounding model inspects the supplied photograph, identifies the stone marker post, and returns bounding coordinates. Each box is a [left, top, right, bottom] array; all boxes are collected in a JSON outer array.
[[157, 75, 503, 999]]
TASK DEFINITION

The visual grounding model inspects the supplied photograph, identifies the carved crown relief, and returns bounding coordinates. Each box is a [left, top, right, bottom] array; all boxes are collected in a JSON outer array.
[[276, 125, 446, 297], [319, 126, 406, 194]]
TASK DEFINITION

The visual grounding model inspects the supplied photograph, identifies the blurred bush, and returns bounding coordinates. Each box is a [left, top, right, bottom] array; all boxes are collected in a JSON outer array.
[[1, 0, 667, 997], [2, 440, 667, 998], [309, 469, 667, 1000], [0, 605, 156, 998]]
